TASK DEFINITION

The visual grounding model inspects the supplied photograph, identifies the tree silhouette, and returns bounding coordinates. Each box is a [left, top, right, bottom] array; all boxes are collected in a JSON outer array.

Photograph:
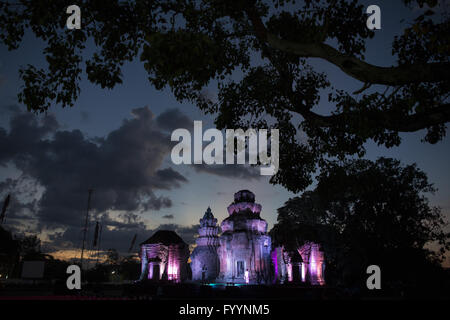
[[19, 235, 41, 257], [119, 255, 140, 280], [271, 157, 449, 290], [0, 0, 448, 192]]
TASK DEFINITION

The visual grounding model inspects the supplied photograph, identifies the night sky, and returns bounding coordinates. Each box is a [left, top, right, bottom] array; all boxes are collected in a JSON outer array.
[[0, 1, 449, 266]]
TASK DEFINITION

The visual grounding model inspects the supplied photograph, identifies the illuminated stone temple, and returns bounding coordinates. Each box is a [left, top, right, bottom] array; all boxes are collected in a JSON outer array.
[[272, 243, 325, 285], [138, 230, 190, 282], [139, 189, 325, 286], [299, 242, 325, 285], [216, 190, 272, 284]]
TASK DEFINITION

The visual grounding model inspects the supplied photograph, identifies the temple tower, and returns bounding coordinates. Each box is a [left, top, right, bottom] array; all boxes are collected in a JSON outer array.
[[217, 190, 272, 284], [190, 207, 220, 281]]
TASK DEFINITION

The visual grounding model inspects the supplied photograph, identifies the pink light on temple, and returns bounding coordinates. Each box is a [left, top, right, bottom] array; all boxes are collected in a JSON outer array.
[[168, 261, 178, 281], [217, 190, 272, 284], [316, 261, 322, 280], [148, 264, 153, 280], [301, 263, 306, 282], [297, 242, 325, 285], [310, 249, 316, 277], [139, 230, 190, 282], [308, 243, 325, 285], [271, 250, 278, 282], [287, 263, 293, 282]]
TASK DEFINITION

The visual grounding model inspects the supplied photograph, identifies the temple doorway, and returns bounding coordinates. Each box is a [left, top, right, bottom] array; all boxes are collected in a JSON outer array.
[[152, 264, 160, 280], [236, 261, 245, 277], [292, 264, 301, 282]]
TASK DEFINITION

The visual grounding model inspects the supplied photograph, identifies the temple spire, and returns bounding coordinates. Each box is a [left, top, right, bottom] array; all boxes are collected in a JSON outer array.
[[191, 207, 220, 281], [203, 206, 214, 220]]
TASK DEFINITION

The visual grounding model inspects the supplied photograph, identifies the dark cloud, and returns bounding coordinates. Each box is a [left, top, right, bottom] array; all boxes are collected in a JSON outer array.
[[141, 195, 172, 211], [44, 220, 200, 257], [193, 163, 262, 180], [154, 168, 188, 189], [46, 216, 148, 255], [149, 223, 199, 245], [155, 107, 261, 181], [0, 112, 59, 163], [0, 107, 188, 235], [0, 188, 38, 228], [46, 221, 199, 255], [0, 106, 260, 255], [156, 108, 192, 132]]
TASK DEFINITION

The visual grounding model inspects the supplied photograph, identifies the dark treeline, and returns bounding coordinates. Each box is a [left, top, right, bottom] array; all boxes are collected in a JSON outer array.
[[271, 157, 449, 297]]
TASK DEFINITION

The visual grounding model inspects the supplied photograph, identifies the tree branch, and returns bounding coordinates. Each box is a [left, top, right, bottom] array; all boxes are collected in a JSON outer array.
[[384, 103, 450, 132], [245, 6, 449, 86], [266, 34, 449, 85], [294, 102, 450, 132], [244, 5, 450, 132]]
